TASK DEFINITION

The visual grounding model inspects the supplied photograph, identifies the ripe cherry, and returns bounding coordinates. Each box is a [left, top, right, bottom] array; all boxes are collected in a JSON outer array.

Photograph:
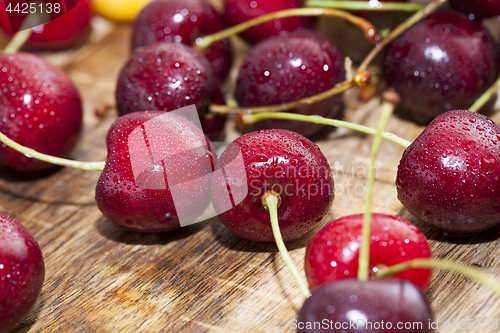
[[95, 110, 215, 232], [0, 0, 92, 50], [305, 213, 432, 291], [115, 42, 218, 135], [212, 129, 334, 242], [235, 30, 345, 137], [0, 52, 82, 171], [223, 0, 316, 45], [131, 0, 232, 81], [397, 110, 500, 234], [449, 0, 500, 20], [382, 11, 498, 123], [0, 214, 44, 333], [297, 278, 433, 333]]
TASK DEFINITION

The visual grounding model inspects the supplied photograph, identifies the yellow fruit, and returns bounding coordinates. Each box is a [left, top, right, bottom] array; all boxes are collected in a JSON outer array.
[[92, 0, 153, 23]]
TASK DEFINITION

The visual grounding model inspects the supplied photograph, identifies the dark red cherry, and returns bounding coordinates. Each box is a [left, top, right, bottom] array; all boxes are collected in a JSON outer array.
[[297, 278, 433, 333], [305, 213, 432, 291], [224, 0, 315, 44], [95, 110, 215, 232], [235, 30, 345, 137], [0, 214, 44, 333], [382, 11, 498, 123], [397, 110, 500, 234], [0, 0, 92, 50], [131, 0, 232, 82], [212, 129, 334, 242], [0, 52, 82, 171], [450, 0, 500, 20], [115, 42, 216, 123]]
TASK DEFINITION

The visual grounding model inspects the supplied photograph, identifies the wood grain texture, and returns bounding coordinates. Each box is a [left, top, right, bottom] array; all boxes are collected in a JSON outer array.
[[2, 10, 500, 333]]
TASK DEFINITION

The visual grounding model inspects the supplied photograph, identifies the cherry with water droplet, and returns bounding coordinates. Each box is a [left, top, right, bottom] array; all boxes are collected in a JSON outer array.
[[382, 11, 498, 123], [212, 128, 334, 242], [131, 0, 232, 81], [0, 214, 44, 333], [397, 109, 500, 233], [235, 30, 345, 137], [449, 0, 500, 20], [0, 52, 83, 171], [95, 110, 216, 232], [305, 213, 432, 291]]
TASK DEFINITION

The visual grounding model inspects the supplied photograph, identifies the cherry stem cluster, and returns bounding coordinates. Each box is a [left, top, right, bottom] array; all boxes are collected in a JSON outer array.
[[374, 258, 500, 298], [194, 7, 380, 53], [469, 75, 500, 113], [305, 0, 424, 12], [0, 131, 105, 171], [237, 112, 411, 148], [263, 191, 311, 299], [358, 95, 397, 281]]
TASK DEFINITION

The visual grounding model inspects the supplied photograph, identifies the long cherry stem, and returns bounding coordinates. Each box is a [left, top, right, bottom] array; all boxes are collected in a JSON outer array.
[[263, 191, 310, 299], [238, 112, 411, 148], [306, 0, 424, 12], [374, 258, 500, 298], [0, 131, 105, 171], [194, 7, 379, 54], [469, 76, 500, 113], [358, 94, 397, 281], [209, 80, 355, 115], [357, 0, 449, 73]]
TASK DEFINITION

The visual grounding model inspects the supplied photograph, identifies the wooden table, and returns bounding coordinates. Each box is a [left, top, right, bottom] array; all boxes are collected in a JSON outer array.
[[5, 8, 500, 333]]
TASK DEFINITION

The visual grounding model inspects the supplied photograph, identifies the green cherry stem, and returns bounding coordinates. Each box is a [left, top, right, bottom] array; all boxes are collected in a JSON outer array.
[[194, 7, 379, 54], [263, 191, 310, 299], [237, 112, 411, 148], [209, 80, 357, 115], [306, 0, 424, 12], [469, 76, 500, 113], [3, 12, 46, 54], [357, 0, 449, 73], [374, 258, 500, 298], [357, 92, 397, 281], [0, 131, 105, 171]]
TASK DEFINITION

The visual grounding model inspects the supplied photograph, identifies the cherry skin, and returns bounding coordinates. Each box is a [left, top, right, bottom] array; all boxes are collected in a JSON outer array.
[[0, 214, 44, 333], [95, 110, 215, 232], [0, 0, 92, 50], [305, 213, 432, 291], [382, 11, 498, 123], [115, 42, 217, 134], [201, 89, 227, 141], [236, 30, 345, 137], [397, 110, 500, 234], [131, 0, 232, 82], [223, 0, 315, 45], [212, 129, 334, 242], [297, 278, 433, 333], [0, 52, 82, 171], [449, 0, 500, 20]]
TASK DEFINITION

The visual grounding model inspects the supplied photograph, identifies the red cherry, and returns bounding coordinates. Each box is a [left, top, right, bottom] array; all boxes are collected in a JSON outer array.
[[132, 0, 232, 82], [305, 213, 432, 291], [397, 110, 500, 233], [223, 0, 316, 44], [235, 30, 345, 137], [297, 278, 433, 333], [0, 52, 83, 171], [0, 0, 92, 50], [115, 42, 217, 134], [95, 110, 215, 232], [382, 11, 498, 123], [450, 0, 500, 20], [0, 214, 44, 333], [212, 129, 334, 242]]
